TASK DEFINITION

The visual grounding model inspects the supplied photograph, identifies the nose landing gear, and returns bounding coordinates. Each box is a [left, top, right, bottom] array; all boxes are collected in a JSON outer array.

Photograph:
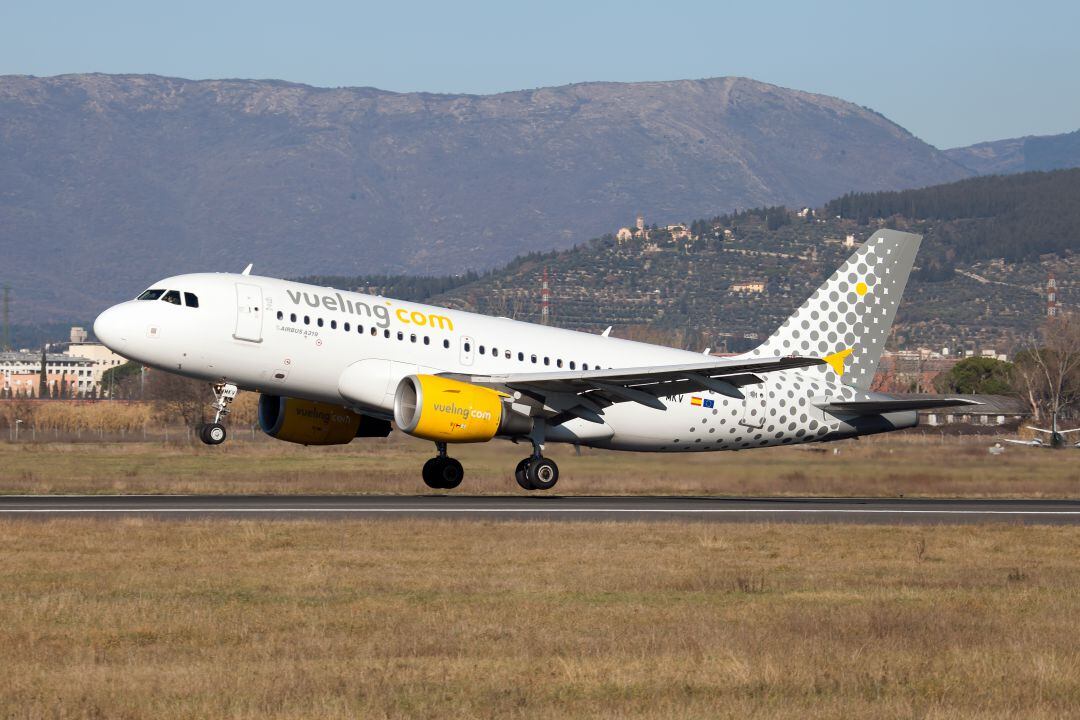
[[422, 442, 464, 489], [199, 382, 238, 446]]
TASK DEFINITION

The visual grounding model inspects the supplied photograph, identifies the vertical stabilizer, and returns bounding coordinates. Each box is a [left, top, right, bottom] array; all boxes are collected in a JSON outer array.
[[749, 229, 921, 390]]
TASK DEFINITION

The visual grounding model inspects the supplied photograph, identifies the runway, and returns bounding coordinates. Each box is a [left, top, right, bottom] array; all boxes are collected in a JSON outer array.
[[1, 495, 1078, 524]]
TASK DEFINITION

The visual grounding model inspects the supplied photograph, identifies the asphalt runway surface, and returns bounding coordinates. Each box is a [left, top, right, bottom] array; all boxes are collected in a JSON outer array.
[[1, 495, 1078, 524]]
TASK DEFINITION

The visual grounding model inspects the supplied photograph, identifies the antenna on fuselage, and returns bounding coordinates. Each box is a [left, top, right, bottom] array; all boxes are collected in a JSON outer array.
[[241, 263, 253, 276]]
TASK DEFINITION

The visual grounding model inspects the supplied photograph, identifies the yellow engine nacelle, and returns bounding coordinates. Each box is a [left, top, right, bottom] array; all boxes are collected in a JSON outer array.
[[393, 375, 532, 443], [258, 394, 391, 446]]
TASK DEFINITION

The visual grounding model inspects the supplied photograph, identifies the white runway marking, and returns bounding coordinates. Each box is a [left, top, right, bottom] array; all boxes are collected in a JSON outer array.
[[3, 508, 1079, 516]]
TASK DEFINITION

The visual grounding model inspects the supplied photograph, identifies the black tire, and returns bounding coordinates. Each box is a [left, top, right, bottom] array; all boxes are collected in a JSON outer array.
[[514, 458, 534, 490], [422, 457, 445, 489], [439, 458, 464, 489], [422, 457, 464, 490], [200, 422, 226, 445], [526, 458, 559, 491]]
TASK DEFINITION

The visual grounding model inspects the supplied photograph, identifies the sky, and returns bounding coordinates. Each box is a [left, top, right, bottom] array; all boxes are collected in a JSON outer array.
[[1, 0, 1078, 149]]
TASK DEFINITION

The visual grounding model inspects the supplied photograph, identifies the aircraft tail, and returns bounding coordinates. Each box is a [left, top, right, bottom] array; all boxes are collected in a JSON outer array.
[[748, 229, 921, 391]]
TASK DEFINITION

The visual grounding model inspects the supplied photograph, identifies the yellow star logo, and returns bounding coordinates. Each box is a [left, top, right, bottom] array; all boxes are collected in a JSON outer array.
[[824, 348, 854, 376]]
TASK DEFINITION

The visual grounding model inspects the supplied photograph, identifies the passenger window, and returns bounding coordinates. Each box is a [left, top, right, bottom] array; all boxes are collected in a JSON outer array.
[[276, 311, 283, 321], [544, 357, 550, 366], [384, 329, 390, 338], [162, 290, 182, 305], [330, 319, 337, 330], [290, 313, 297, 323], [397, 331, 403, 340], [504, 350, 511, 359], [317, 318, 324, 328], [137, 289, 165, 301], [184, 292, 199, 308], [557, 359, 563, 368], [518, 352, 524, 361], [569, 361, 576, 370], [344, 322, 350, 332], [491, 347, 497, 356], [530, 354, 537, 364], [583, 363, 589, 370], [304, 316, 310, 325], [443, 339, 450, 349], [464, 342, 471, 352], [410, 333, 416, 343], [424, 336, 430, 345], [371, 327, 377, 336]]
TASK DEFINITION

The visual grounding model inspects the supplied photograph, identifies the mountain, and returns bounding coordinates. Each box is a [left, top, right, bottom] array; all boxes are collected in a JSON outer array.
[[0, 73, 972, 321], [945, 129, 1080, 175]]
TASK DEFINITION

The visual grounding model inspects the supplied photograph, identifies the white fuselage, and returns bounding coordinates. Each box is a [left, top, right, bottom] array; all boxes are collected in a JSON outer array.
[[94, 272, 912, 451]]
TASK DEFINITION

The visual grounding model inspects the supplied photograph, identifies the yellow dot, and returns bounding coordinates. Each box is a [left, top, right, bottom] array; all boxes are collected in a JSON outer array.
[[856, 281, 869, 296]]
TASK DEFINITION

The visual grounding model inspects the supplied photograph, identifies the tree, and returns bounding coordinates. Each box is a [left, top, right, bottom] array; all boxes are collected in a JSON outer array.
[[934, 357, 1014, 395], [1012, 315, 1080, 423], [101, 361, 144, 399], [146, 370, 209, 431]]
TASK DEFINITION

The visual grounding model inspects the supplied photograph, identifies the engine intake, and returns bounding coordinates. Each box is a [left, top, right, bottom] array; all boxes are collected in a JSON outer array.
[[259, 394, 391, 445], [393, 375, 532, 443]]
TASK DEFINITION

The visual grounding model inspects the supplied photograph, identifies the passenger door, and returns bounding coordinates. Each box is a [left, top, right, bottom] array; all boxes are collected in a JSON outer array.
[[234, 283, 263, 343]]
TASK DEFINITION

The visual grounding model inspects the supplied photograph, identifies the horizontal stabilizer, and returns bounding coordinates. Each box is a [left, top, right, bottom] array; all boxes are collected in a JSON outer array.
[[816, 397, 982, 414]]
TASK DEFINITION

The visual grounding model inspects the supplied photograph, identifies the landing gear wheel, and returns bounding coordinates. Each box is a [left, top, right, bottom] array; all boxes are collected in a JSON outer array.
[[526, 457, 559, 491], [422, 457, 464, 490], [514, 458, 534, 490], [199, 422, 226, 445]]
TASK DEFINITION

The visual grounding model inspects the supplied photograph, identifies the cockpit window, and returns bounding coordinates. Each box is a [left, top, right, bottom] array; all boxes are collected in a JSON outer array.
[[184, 292, 199, 308], [162, 290, 182, 305], [137, 289, 165, 301]]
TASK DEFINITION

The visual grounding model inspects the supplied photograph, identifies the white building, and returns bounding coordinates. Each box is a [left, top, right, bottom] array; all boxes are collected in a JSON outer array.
[[0, 351, 97, 398], [64, 341, 128, 387]]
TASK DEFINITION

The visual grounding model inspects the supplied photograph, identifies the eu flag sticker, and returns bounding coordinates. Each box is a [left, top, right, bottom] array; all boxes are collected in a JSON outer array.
[[703, 398, 715, 409]]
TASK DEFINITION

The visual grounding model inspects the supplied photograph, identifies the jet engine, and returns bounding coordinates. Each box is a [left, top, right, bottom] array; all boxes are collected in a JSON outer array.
[[393, 375, 532, 443], [258, 394, 391, 445]]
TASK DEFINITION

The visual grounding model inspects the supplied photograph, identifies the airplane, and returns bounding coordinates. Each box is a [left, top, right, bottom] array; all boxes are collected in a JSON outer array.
[[1003, 416, 1080, 448], [93, 229, 978, 491]]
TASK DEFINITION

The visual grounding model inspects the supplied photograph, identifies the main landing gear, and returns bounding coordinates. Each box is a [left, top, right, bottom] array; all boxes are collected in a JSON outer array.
[[198, 382, 238, 446], [422, 442, 464, 490], [515, 440, 559, 492]]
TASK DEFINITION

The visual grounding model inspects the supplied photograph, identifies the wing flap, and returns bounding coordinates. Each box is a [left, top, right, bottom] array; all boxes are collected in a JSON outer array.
[[817, 397, 982, 414]]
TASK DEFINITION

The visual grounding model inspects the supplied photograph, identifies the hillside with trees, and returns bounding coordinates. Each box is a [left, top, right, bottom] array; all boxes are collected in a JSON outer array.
[[319, 170, 1078, 357]]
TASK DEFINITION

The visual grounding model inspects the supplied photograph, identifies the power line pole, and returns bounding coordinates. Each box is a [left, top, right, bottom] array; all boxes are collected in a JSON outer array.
[[1, 285, 10, 351]]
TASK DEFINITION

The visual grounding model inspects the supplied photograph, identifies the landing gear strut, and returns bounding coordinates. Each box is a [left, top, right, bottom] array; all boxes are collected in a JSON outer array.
[[422, 442, 464, 490], [199, 382, 237, 446], [515, 432, 559, 491]]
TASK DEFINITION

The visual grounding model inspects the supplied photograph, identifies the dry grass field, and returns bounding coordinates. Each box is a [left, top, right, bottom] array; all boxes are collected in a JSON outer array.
[[1, 519, 1078, 718], [0, 433, 1077, 497]]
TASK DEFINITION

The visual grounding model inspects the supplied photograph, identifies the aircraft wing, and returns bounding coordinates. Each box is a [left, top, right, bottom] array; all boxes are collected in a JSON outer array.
[[447, 355, 825, 424], [1003, 439, 1045, 447]]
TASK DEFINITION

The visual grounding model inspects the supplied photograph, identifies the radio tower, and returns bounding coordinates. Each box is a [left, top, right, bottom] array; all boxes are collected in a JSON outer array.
[[1, 285, 10, 351], [1047, 271, 1058, 318], [540, 267, 551, 326]]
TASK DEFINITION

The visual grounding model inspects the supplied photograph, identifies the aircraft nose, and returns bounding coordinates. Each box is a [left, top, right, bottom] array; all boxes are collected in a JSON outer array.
[[93, 304, 129, 351]]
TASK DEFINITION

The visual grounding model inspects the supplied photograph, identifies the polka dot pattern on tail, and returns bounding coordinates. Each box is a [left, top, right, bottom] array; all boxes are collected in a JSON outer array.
[[747, 230, 922, 391]]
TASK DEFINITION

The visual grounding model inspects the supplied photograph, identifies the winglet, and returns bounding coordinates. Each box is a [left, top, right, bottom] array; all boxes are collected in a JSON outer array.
[[823, 347, 853, 376], [241, 263, 253, 276]]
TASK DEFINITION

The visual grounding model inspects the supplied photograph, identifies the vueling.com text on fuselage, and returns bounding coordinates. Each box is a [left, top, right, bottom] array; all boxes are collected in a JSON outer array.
[[285, 289, 454, 331]]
